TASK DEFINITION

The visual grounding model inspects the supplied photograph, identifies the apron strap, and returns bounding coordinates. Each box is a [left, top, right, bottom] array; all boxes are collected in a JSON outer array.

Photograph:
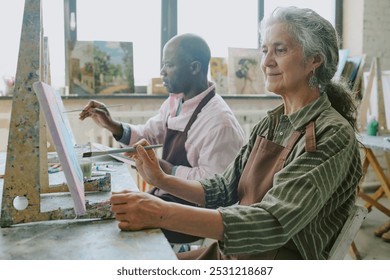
[[278, 130, 302, 162], [278, 121, 317, 162], [184, 90, 215, 133], [305, 121, 316, 152]]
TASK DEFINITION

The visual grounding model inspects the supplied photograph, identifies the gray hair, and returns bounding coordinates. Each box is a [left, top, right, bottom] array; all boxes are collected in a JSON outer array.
[[260, 6, 339, 89], [260, 6, 358, 131]]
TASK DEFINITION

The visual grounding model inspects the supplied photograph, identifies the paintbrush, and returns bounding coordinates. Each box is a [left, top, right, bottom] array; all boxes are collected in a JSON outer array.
[[82, 144, 163, 158], [63, 104, 123, 113]]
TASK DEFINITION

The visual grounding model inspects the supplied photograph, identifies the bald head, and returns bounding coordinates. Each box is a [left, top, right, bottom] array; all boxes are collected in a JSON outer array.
[[166, 33, 211, 75]]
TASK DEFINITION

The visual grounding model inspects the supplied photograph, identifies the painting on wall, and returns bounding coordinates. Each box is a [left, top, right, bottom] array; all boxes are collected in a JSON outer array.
[[69, 41, 134, 95], [209, 57, 228, 94], [228, 48, 265, 95]]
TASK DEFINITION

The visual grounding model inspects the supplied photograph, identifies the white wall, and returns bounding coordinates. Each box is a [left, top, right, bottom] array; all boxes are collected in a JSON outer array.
[[343, 0, 364, 55]]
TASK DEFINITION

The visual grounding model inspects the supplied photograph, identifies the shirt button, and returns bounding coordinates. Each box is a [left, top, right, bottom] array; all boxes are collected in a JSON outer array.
[[279, 132, 284, 136]]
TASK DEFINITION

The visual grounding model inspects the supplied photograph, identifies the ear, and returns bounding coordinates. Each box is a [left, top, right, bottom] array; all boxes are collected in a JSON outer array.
[[311, 53, 324, 70], [190, 61, 202, 75]]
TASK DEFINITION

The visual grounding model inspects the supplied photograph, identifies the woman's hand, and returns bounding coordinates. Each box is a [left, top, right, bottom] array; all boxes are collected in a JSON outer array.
[[125, 139, 167, 187], [110, 189, 169, 231]]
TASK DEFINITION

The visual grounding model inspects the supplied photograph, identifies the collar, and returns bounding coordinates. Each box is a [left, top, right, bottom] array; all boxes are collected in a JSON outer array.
[[267, 93, 331, 131], [168, 82, 216, 117]]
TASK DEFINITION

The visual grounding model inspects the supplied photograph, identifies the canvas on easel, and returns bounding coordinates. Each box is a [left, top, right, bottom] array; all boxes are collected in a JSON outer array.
[[358, 57, 389, 134], [33, 81, 86, 215]]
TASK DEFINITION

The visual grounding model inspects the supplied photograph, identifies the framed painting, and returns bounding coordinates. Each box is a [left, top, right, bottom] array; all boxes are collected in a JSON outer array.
[[209, 57, 228, 94], [228, 48, 265, 95], [69, 41, 134, 95]]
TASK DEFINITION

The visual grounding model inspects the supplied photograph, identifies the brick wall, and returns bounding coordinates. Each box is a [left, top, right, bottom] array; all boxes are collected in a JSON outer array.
[[363, 0, 390, 70]]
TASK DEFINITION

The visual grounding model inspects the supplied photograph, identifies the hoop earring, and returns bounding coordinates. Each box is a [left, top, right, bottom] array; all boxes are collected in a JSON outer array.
[[308, 69, 319, 89]]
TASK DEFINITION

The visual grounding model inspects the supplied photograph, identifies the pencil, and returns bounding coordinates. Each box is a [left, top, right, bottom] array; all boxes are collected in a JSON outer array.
[[63, 104, 123, 113], [82, 144, 163, 158]]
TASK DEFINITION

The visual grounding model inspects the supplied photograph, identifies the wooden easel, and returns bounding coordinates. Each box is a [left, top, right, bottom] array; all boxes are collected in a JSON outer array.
[[357, 56, 390, 217], [1, 0, 111, 227], [357, 57, 389, 134]]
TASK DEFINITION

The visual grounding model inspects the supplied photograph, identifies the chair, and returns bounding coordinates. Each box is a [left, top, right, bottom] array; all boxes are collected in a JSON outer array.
[[328, 204, 368, 260]]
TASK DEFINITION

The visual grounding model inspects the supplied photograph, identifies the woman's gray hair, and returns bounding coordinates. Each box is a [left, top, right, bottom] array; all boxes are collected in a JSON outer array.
[[260, 6, 339, 89], [260, 6, 358, 131]]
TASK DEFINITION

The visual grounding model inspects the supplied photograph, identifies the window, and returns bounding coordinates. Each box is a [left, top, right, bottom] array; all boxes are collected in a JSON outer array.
[[76, 0, 161, 86], [0, 0, 24, 94], [178, 0, 259, 58], [0, 0, 338, 93]]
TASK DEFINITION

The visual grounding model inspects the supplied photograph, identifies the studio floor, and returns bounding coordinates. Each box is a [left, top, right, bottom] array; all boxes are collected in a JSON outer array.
[[346, 192, 390, 260]]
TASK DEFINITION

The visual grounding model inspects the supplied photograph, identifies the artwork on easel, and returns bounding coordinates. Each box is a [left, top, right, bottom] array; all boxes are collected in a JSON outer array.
[[358, 57, 389, 134], [334, 49, 350, 80], [363, 70, 390, 132], [228, 48, 265, 95], [69, 41, 134, 95], [33, 81, 86, 215], [209, 57, 228, 94]]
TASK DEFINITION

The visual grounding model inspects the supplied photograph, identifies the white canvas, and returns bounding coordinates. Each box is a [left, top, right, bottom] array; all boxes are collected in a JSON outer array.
[[363, 70, 390, 130], [33, 81, 86, 215]]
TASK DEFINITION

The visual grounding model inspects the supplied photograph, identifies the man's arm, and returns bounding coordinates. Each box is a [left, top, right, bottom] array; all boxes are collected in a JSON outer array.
[[79, 100, 124, 137]]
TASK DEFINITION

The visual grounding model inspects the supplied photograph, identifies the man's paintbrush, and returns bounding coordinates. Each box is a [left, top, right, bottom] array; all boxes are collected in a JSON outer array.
[[63, 104, 123, 113], [82, 144, 163, 158]]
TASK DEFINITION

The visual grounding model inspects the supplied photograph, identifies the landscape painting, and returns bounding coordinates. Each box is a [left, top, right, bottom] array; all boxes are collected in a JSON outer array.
[[69, 41, 134, 95]]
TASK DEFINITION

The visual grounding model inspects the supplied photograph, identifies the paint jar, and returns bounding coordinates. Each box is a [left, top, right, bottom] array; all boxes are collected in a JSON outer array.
[[78, 158, 92, 179], [367, 116, 378, 136], [75, 142, 92, 179]]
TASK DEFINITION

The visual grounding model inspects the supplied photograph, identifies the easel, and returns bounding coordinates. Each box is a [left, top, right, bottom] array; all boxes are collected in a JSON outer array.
[[1, 0, 110, 227], [357, 57, 388, 135], [357, 56, 390, 216], [350, 57, 390, 259]]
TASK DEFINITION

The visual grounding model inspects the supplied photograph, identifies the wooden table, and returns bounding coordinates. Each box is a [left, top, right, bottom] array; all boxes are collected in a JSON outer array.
[[0, 153, 176, 260], [357, 134, 390, 217]]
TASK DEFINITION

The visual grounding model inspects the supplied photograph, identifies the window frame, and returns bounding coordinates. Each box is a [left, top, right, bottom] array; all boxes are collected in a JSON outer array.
[[64, 0, 341, 91]]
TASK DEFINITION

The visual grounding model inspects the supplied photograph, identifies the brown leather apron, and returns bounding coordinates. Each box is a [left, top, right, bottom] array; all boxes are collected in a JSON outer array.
[[150, 90, 215, 243], [178, 121, 316, 259]]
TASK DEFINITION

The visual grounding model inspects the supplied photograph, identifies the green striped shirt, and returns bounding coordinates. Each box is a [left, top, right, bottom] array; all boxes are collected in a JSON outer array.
[[201, 93, 362, 259]]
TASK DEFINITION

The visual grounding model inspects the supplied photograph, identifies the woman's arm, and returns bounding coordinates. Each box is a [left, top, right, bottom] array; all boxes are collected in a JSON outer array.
[[131, 140, 207, 205], [110, 190, 224, 241]]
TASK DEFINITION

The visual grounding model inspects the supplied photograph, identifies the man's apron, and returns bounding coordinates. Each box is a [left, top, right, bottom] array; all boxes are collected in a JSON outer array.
[[178, 121, 316, 259], [150, 90, 215, 244]]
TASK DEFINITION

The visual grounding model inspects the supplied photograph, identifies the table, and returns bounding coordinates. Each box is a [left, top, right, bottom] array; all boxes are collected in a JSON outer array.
[[0, 153, 176, 260], [356, 134, 390, 217]]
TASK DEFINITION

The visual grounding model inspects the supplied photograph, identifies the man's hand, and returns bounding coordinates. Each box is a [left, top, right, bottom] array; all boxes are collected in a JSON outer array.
[[78, 100, 123, 137]]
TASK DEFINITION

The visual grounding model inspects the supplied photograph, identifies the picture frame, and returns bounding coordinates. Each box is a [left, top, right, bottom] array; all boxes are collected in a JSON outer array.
[[69, 41, 135, 95], [228, 48, 265, 95], [209, 57, 228, 94]]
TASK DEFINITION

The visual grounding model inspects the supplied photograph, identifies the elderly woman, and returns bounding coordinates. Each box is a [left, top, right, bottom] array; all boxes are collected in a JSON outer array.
[[111, 6, 362, 260]]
